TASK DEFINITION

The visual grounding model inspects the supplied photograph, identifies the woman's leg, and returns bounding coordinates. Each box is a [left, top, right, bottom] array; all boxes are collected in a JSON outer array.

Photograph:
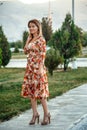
[[30, 98, 38, 115], [40, 98, 51, 125], [29, 98, 39, 125], [40, 98, 49, 116]]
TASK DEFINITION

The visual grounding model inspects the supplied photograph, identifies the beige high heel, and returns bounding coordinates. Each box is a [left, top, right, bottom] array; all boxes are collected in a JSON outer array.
[[41, 113, 51, 125], [29, 113, 40, 125]]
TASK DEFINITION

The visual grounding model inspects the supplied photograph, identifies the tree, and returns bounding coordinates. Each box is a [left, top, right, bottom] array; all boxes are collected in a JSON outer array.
[[16, 40, 23, 48], [48, 13, 82, 71], [0, 48, 2, 67], [41, 17, 53, 42], [45, 48, 63, 76], [22, 31, 29, 48], [0, 26, 11, 67], [14, 45, 19, 53], [10, 40, 23, 48], [82, 32, 87, 47], [9, 42, 15, 48]]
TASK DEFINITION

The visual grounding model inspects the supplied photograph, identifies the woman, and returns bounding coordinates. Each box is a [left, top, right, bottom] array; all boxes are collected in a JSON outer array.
[[21, 19, 50, 125]]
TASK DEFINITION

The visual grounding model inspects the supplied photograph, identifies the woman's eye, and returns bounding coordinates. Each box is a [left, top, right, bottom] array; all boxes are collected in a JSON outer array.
[[29, 26, 35, 28], [32, 26, 35, 28]]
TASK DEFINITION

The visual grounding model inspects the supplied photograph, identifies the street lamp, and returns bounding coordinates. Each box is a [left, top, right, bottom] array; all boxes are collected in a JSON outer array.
[[72, 0, 74, 21], [72, 0, 78, 69]]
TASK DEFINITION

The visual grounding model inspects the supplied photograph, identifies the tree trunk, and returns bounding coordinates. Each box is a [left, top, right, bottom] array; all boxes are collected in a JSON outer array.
[[64, 59, 68, 71], [49, 69, 53, 76]]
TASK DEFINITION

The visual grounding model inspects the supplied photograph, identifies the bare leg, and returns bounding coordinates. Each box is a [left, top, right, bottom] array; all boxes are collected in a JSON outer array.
[[40, 98, 49, 116], [40, 98, 50, 125], [29, 98, 39, 125], [30, 98, 38, 115]]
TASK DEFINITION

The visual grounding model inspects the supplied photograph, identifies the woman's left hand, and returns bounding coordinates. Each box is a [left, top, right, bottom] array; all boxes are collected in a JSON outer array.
[[38, 64, 44, 75]]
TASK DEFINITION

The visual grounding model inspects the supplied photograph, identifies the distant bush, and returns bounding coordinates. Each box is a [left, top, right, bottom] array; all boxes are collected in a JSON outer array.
[[14, 45, 19, 53]]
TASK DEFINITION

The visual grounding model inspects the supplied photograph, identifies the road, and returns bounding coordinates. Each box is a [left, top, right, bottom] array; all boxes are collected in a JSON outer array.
[[6, 58, 87, 68]]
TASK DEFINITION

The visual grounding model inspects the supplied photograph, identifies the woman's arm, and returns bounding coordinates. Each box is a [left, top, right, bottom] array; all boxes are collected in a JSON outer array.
[[37, 38, 46, 74]]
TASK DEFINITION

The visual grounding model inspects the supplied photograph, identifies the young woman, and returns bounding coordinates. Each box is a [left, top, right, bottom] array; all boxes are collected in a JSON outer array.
[[21, 19, 50, 125]]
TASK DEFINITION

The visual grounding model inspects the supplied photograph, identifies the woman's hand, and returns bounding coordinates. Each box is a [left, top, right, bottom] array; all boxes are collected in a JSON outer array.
[[24, 48, 27, 54], [38, 64, 44, 75]]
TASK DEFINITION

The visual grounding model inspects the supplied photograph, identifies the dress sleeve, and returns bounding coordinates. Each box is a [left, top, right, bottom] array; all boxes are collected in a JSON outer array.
[[37, 38, 46, 65]]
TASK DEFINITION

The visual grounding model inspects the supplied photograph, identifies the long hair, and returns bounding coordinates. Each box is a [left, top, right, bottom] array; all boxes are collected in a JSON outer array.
[[28, 19, 42, 39]]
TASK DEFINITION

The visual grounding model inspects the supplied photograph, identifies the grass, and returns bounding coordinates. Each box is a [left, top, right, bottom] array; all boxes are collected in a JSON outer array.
[[0, 68, 87, 122], [77, 54, 87, 58], [12, 52, 26, 59]]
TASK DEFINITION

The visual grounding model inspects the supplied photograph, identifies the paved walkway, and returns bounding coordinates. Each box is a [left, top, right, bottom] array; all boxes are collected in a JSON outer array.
[[0, 84, 87, 130]]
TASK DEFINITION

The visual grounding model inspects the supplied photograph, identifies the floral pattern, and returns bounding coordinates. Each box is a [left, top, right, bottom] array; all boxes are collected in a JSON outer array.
[[21, 36, 49, 99]]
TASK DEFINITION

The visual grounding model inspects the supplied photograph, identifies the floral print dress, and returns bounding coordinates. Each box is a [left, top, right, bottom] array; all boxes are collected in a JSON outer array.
[[21, 36, 49, 99]]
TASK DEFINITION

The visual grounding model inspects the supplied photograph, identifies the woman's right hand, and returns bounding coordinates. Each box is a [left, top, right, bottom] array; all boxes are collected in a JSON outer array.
[[24, 46, 28, 54]]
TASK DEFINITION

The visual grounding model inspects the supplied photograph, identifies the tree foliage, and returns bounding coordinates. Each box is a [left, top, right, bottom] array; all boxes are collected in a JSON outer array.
[[0, 48, 2, 67], [48, 13, 82, 71], [22, 31, 29, 48], [45, 48, 63, 75], [10, 40, 23, 48], [41, 17, 53, 42], [82, 32, 87, 47], [0, 26, 11, 67], [14, 45, 19, 53]]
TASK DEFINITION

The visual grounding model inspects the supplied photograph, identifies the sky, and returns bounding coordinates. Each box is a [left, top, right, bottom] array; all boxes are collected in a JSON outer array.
[[0, 0, 87, 42]]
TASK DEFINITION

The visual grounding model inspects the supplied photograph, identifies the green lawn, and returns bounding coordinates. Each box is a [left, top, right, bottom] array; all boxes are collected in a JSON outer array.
[[0, 68, 87, 122]]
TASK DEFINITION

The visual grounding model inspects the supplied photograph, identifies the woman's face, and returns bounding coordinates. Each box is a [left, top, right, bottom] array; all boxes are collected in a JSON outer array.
[[29, 22, 38, 35]]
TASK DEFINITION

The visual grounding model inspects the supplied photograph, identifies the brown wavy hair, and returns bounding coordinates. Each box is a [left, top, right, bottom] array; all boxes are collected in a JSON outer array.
[[28, 19, 42, 39]]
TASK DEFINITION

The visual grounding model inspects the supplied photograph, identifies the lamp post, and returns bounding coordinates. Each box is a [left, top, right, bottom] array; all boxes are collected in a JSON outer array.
[[72, 0, 74, 21], [72, 0, 77, 69], [48, 0, 52, 26]]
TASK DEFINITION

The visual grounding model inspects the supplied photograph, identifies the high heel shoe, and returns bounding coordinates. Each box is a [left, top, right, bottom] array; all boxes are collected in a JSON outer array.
[[29, 113, 40, 125], [41, 113, 51, 125]]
